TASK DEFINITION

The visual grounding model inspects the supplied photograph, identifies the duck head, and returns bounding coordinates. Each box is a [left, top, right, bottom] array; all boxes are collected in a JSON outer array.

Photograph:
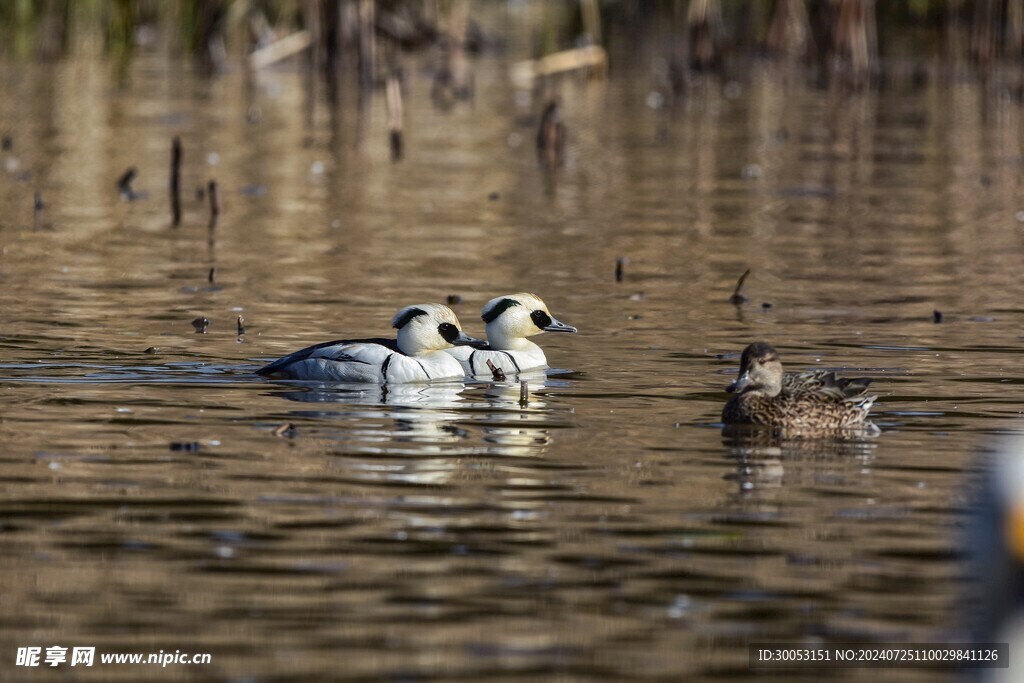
[[480, 293, 577, 350], [726, 342, 784, 397], [392, 304, 482, 356]]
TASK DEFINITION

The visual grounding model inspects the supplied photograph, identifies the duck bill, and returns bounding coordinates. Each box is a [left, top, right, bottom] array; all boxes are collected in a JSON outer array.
[[543, 316, 577, 333], [451, 331, 489, 349], [726, 371, 751, 394]]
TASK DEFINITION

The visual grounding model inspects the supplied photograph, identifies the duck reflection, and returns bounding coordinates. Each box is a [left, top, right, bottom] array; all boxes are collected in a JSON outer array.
[[470, 371, 555, 455], [267, 380, 468, 409], [265, 381, 470, 454], [720, 424, 878, 496], [261, 372, 560, 486]]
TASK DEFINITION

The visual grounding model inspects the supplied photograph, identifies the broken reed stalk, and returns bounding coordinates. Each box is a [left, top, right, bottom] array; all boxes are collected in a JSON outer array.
[[430, 0, 473, 108], [358, 0, 376, 89], [208, 267, 216, 284], [832, 0, 877, 87], [237, 315, 246, 336], [687, 0, 722, 70], [766, 0, 811, 58], [207, 180, 220, 227], [486, 359, 506, 381], [580, 0, 602, 46], [971, 0, 997, 67], [171, 137, 182, 226], [536, 100, 565, 168], [247, 30, 313, 70], [1009, 0, 1024, 56], [519, 380, 529, 407], [386, 74, 403, 161], [272, 422, 295, 437], [510, 45, 607, 88], [33, 191, 43, 229], [615, 257, 625, 282], [729, 269, 751, 305]]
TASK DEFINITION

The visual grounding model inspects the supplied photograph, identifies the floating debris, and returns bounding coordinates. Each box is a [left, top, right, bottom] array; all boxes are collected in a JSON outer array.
[[761, 302, 773, 309], [615, 257, 626, 282], [237, 316, 246, 336], [208, 267, 216, 285], [117, 167, 141, 200], [207, 179, 220, 227], [446, 294, 463, 305], [191, 317, 210, 333], [729, 269, 751, 305], [358, 0, 375, 90], [1, 135, 11, 150], [519, 380, 529, 407], [486, 359, 506, 381], [933, 310, 943, 323], [143, 346, 159, 354], [170, 137, 182, 225], [272, 423, 296, 438], [488, 191, 500, 201], [386, 74, 403, 162], [169, 442, 200, 452], [240, 184, 266, 197], [33, 191, 43, 229]]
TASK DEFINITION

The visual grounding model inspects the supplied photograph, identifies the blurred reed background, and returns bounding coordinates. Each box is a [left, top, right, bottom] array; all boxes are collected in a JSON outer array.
[[3, 1, 1024, 89]]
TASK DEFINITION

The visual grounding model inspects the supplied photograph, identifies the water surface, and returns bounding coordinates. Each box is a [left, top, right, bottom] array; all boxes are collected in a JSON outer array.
[[2, 14, 1024, 682]]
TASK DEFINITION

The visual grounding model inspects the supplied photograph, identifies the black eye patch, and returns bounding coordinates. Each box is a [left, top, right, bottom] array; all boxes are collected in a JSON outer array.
[[530, 309, 552, 330], [437, 322, 460, 343]]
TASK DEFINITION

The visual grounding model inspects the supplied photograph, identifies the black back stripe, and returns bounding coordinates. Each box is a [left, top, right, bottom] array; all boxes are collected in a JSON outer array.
[[500, 351, 521, 374], [482, 298, 521, 324], [469, 351, 478, 375], [381, 353, 394, 382], [414, 359, 430, 379], [392, 307, 428, 330]]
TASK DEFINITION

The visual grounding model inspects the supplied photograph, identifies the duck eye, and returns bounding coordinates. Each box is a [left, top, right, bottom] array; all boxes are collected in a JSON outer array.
[[530, 309, 552, 330], [437, 322, 460, 343]]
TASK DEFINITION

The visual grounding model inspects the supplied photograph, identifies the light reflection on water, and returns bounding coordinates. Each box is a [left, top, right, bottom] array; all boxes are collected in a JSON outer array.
[[2, 14, 1024, 683]]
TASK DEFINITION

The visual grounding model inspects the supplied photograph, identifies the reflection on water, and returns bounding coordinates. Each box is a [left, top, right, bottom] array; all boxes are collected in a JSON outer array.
[[721, 426, 879, 496], [3, 8, 1024, 681]]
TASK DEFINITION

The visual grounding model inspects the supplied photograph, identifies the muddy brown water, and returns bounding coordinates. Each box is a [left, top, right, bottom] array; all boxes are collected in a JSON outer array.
[[2, 18, 1024, 683]]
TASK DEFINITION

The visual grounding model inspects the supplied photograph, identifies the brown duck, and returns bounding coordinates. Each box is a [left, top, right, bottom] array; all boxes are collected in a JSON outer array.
[[722, 342, 876, 429]]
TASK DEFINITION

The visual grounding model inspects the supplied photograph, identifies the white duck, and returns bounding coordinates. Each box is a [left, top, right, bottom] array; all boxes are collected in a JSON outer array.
[[447, 293, 577, 377], [256, 303, 483, 383]]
